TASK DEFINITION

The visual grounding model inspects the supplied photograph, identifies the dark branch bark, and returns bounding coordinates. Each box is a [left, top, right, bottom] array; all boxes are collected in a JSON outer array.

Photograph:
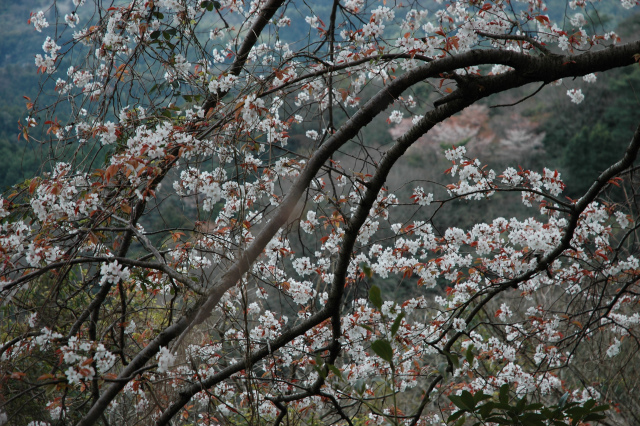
[[75, 39, 640, 426], [408, 122, 640, 423], [202, 0, 287, 112]]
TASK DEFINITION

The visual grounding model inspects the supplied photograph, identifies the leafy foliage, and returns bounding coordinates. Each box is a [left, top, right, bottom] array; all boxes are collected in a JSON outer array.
[[447, 386, 609, 426]]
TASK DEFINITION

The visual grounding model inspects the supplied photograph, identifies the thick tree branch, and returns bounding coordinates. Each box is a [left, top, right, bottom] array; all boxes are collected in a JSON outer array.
[[75, 40, 640, 426]]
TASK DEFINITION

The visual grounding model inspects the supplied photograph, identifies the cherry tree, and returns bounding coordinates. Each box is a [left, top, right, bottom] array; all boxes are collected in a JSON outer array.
[[2, 0, 640, 425]]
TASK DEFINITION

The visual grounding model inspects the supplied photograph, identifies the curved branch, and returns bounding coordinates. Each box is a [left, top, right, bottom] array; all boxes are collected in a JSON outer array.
[[476, 30, 553, 56], [202, 0, 287, 111], [75, 39, 640, 426], [0, 332, 40, 358], [409, 122, 640, 422]]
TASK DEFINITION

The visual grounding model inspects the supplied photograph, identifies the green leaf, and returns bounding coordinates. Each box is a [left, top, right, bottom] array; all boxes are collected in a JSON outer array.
[[437, 362, 449, 380], [371, 339, 393, 363], [447, 410, 466, 423], [444, 351, 459, 369], [150, 30, 161, 39], [369, 285, 382, 310], [200, 0, 214, 10], [566, 406, 587, 419], [391, 312, 405, 336], [312, 355, 326, 379], [499, 384, 509, 404], [485, 416, 510, 424], [492, 403, 512, 411], [360, 262, 373, 279], [474, 391, 492, 405], [465, 344, 475, 365], [358, 324, 373, 332], [521, 417, 545, 426], [582, 399, 596, 410], [558, 392, 569, 408], [542, 408, 558, 419], [460, 391, 476, 410], [583, 413, 606, 422], [525, 403, 544, 410], [478, 402, 494, 419], [522, 412, 546, 421], [449, 393, 473, 411], [454, 416, 466, 426], [327, 364, 343, 380], [562, 402, 579, 410]]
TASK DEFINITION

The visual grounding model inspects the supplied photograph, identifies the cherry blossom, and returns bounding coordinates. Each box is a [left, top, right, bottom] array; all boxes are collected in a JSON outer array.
[[567, 88, 585, 104], [2, 1, 640, 425]]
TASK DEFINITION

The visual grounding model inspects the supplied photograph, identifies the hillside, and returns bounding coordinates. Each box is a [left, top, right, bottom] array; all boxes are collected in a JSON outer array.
[[0, 3, 638, 191]]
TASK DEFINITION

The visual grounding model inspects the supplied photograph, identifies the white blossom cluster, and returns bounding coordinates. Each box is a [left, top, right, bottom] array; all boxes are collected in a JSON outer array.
[[29, 11, 49, 32], [62, 336, 117, 384], [156, 346, 176, 373], [99, 260, 131, 286], [35, 36, 60, 74], [4, 0, 639, 422]]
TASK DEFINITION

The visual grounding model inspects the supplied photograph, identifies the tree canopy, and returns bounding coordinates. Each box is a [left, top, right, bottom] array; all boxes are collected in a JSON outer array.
[[2, 1, 640, 425]]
